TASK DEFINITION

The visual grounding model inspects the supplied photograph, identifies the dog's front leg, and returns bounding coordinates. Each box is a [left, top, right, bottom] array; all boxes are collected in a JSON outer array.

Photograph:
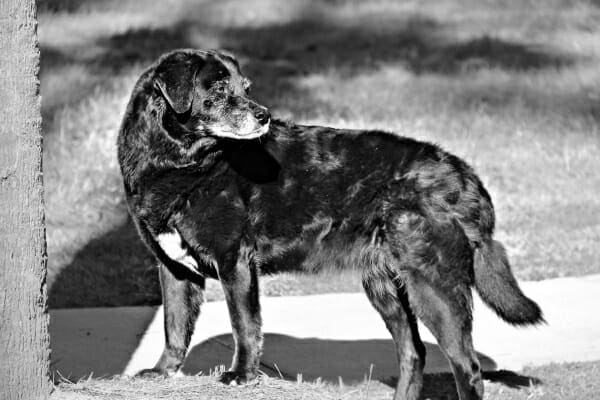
[[218, 244, 262, 385], [137, 263, 204, 377]]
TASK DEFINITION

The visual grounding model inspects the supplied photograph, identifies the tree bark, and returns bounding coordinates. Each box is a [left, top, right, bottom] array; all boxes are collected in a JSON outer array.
[[0, 0, 52, 399]]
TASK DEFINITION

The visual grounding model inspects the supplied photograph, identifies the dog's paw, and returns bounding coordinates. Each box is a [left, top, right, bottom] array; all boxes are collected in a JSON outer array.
[[218, 370, 257, 386]]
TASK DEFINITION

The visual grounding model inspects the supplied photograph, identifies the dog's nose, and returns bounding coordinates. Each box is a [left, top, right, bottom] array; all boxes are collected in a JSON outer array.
[[254, 109, 271, 125]]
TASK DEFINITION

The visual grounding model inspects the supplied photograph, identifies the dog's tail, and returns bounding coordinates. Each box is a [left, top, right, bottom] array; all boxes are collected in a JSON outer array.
[[474, 239, 544, 325]]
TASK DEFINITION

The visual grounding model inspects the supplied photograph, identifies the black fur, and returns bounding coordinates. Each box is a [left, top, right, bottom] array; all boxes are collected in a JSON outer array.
[[117, 49, 543, 400]]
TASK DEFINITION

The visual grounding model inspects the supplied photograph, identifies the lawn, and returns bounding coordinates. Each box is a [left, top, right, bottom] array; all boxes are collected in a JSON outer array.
[[52, 360, 600, 400], [40, 0, 600, 308]]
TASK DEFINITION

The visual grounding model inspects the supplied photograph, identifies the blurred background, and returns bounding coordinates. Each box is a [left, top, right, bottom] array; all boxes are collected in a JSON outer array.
[[40, 0, 600, 309]]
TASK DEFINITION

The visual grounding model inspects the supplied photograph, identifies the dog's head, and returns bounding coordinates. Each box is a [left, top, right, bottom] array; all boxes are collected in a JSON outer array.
[[153, 49, 270, 141]]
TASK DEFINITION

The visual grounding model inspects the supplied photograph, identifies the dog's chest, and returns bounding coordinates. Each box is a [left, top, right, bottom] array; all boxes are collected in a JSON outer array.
[[156, 229, 206, 276]]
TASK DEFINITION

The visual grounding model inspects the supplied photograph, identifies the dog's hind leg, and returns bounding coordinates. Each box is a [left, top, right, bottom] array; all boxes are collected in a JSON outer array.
[[405, 274, 483, 400], [385, 213, 483, 400], [361, 247, 426, 400], [138, 262, 205, 377]]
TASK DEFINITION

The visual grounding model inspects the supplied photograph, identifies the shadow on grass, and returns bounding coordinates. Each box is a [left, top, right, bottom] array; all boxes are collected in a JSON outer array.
[[38, 0, 116, 12], [221, 17, 572, 75], [40, 24, 192, 73], [184, 333, 540, 399], [218, 14, 578, 119], [48, 218, 161, 309], [40, 8, 577, 125]]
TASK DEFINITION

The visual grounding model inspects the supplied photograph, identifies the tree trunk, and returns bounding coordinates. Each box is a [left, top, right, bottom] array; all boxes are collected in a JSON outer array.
[[0, 0, 52, 399]]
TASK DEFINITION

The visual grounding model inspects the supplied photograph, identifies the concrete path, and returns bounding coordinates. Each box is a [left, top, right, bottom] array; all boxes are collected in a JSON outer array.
[[50, 274, 600, 383]]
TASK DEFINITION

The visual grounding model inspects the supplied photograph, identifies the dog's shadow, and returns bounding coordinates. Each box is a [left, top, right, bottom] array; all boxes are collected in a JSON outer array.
[[182, 333, 540, 399]]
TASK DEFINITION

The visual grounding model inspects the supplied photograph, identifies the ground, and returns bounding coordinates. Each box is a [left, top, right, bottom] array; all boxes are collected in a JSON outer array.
[[52, 361, 600, 400]]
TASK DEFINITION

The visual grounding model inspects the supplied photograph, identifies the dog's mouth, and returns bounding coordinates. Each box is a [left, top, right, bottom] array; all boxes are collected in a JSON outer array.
[[207, 120, 270, 140]]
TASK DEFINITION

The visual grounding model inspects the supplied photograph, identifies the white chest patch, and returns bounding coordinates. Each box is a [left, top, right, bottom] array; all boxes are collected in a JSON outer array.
[[156, 230, 200, 275]]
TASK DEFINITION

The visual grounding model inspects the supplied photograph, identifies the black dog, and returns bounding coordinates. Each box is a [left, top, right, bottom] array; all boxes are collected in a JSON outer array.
[[117, 49, 543, 400]]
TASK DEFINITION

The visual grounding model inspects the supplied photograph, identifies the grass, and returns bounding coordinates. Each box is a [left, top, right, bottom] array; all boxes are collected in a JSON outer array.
[[40, 0, 600, 308], [51, 360, 600, 400]]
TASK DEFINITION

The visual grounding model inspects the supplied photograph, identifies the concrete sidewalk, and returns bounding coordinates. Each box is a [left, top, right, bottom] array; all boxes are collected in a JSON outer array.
[[50, 274, 600, 383]]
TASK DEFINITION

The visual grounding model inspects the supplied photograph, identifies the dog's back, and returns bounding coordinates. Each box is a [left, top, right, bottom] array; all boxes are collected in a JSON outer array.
[[245, 122, 543, 326]]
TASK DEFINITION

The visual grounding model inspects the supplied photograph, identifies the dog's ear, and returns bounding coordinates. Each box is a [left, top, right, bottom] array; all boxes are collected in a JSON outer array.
[[154, 52, 205, 114]]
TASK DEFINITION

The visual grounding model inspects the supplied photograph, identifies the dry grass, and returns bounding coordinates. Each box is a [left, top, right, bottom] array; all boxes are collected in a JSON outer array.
[[52, 375, 373, 400], [41, 0, 600, 308], [51, 360, 600, 400]]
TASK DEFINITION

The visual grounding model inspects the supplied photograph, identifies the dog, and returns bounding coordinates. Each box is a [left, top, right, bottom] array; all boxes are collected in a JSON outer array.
[[117, 49, 543, 400]]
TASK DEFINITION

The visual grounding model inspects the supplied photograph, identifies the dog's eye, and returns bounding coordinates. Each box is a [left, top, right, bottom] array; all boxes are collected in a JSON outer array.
[[203, 99, 212, 108], [216, 86, 226, 93]]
